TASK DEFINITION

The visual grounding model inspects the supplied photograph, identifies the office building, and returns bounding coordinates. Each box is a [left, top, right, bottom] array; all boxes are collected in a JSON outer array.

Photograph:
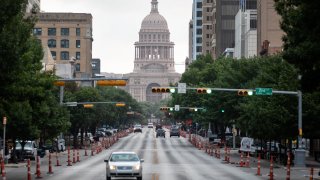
[[33, 13, 93, 79]]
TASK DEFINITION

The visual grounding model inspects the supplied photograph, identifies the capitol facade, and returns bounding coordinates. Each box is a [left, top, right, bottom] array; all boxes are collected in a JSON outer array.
[[123, 0, 181, 102]]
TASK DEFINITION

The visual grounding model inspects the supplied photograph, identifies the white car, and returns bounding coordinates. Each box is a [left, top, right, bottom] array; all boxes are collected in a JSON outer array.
[[147, 123, 153, 128], [105, 152, 143, 180]]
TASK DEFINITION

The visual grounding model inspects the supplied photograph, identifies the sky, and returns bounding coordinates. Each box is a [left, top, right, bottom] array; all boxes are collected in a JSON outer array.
[[41, 0, 193, 74]]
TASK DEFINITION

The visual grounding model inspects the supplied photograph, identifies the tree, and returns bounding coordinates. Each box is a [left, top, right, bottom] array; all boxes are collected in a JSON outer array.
[[274, 0, 320, 92]]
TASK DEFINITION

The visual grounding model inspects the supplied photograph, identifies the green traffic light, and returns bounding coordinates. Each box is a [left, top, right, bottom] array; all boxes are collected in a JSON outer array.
[[221, 109, 225, 113]]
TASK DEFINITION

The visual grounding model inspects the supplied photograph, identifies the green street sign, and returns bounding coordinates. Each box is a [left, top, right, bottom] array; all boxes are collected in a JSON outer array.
[[255, 88, 273, 95]]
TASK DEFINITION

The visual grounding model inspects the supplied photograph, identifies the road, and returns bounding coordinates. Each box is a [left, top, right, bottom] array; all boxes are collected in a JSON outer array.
[[5, 128, 262, 180], [50, 128, 260, 180]]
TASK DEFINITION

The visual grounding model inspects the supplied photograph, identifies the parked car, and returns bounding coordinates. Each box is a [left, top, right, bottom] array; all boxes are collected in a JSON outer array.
[[170, 127, 180, 137], [78, 133, 94, 143], [156, 129, 166, 138], [104, 151, 143, 180], [133, 125, 142, 133], [15, 140, 37, 160]]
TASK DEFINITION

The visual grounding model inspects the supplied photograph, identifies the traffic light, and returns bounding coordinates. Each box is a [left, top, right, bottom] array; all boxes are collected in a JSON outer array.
[[160, 107, 173, 111], [196, 88, 212, 94], [54, 81, 65, 86], [152, 87, 175, 93], [83, 104, 94, 108], [189, 108, 198, 112], [237, 89, 253, 96], [115, 103, 126, 107], [96, 80, 127, 86]]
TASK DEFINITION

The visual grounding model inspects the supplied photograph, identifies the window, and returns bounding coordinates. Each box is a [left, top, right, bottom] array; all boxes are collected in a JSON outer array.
[[75, 63, 80, 71], [51, 51, 56, 60], [197, 2, 202, 8], [76, 52, 80, 60], [76, 28, 81, 36], [48, 28, 56, 36], [76, 40, 81, 48], [197, 20, 202, 26], [61, 28, 69, 36], [196, 29, 202, 35], [61, 51, 69, 60], [33, 28, 42, 36], [196, 46, 202, 52], [48, 39, 56, 48], [196, 11, 202, 17], [61, 39, 69, 48], [196, 37, 202, 43], [250, 19, 257, 29]]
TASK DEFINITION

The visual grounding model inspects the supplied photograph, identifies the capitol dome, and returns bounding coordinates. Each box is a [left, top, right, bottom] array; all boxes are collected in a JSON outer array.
[[140, 0, 169, 31]]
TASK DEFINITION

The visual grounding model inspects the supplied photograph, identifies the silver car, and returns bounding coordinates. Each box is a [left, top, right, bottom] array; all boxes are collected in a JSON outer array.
[[104, 152, 143, 180]]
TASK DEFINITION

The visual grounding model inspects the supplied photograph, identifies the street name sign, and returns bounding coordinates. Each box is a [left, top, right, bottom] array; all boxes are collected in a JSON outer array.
[[255, 88, 273, 95]]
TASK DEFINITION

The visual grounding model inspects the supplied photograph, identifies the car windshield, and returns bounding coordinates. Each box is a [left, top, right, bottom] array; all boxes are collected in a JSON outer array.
[[110, 154, 139, 162], [16, 141, 33, 148]]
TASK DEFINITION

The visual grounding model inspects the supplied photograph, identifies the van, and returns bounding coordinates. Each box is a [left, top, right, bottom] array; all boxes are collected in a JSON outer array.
[[15, 140, 37, 160], [239, 137, 256, 154]]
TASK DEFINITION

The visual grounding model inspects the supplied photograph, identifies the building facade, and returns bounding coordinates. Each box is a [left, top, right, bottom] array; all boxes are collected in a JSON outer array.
[[33, 13, 93, 78], [257, 0, 283, 56], [234, 0, 257, 59], [191, 0, 203, 61], [124, 0, 180, 102], [202, 0, 214, 56], [26, 0, 40, 13]]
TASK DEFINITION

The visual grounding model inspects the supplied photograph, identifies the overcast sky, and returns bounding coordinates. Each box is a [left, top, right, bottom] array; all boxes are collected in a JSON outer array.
[[41, 0, 192, 74]]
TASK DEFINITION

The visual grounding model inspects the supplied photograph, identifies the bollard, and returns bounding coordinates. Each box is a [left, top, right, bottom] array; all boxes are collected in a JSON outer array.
[[91, 145, 95, 156], [84, 145, 88, 156], [310, 167, 313, 180], [286, 152, 291, 180], [73, 148, 76, 164], [67, 146, 72, 166], [77, 149, 80, 162], [55, 152, 61, 166], [240, 152, 244, 167], [256, 153, 261, 176], [47, 153, 53, 174], [246, 153, 250, 168], [217, 148, 221, 159], [35, 156, 42, 178], [27, 159, 31, 180], [269, 156, 274, 180], [1, 158, 5, 178], [224, 146, 227, 161]]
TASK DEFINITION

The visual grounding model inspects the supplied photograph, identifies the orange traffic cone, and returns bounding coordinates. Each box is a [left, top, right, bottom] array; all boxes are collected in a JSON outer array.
[[240, 153, 244, 167], [77, 149, 80, 162], [67, 146, 72, 166], [256, 153, 261, 176], [72, 148, 76, 164], [269, 156, 274, 180], [35, 156, 42, 178], [47, 153, 53, 174], [310, 167, 314, 180], [1, 158, 5, 178], [246, 153, 250, 168], [286, 152, 291, 180], [55, 152, 61, 166], [27, 159, 31, 180]]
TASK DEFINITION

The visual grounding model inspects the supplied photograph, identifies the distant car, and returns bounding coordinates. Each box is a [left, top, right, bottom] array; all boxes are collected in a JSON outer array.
[[133, 125, 142, 133], [170, 127, 180, 137], [148, 123, 153, 128], [156, 129, 166, 138], [78, 133, 94, 143], [104, 152, 143, 180]]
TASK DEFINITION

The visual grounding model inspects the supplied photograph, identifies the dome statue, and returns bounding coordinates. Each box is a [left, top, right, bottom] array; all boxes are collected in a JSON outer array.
[[140, 0, 169, 31]]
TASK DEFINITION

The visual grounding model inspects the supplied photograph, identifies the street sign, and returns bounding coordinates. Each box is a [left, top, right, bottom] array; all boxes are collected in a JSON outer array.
[[255, 88, 273, 95], [178, 83, 186, 94], [174, 105, 180, 111]]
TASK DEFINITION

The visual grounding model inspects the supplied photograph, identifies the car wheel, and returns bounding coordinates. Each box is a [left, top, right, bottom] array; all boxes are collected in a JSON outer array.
[[137, 176, 142, 180], [106, 176, 111, 180]]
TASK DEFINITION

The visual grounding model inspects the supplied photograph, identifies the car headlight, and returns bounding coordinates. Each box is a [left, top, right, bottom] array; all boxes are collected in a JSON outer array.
[[109, 165, 116, 170], [134, 164, 140, 170]]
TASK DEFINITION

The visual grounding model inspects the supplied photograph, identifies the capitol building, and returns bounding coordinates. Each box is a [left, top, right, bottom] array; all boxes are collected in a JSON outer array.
[[123, 0, 181, 102]]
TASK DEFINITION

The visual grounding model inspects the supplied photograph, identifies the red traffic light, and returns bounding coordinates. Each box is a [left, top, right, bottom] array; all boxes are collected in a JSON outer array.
[[152, 87, 175, 93], [237, 89, 253, 96], [196, 88, 212, 94]]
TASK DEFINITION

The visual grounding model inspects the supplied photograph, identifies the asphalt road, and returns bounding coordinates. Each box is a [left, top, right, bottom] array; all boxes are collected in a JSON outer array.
[[5, 128, 262, 180]]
